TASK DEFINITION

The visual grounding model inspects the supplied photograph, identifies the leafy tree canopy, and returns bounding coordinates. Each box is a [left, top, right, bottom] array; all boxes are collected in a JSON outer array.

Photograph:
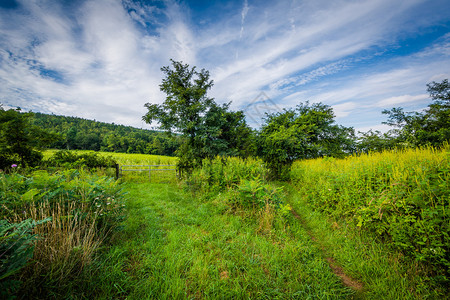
[[0, 106, 60, 168], [382, 79, 450, 147], [259, 102, 354, 179], [143, 60, 254, 174]]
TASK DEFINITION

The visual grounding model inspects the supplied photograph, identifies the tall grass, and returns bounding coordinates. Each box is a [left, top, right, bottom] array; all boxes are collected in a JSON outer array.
[[290, 145, 449, 295], [16, 199, 103, 291], [0, 169, 125, 298], [186, 156, 268, 192]]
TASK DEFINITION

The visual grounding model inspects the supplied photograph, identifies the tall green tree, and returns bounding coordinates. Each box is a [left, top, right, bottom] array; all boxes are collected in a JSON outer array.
[[259, 102, 354, 179], [143, 60, 215, 172], [143, 60, 254, 173], [0, 107, 59, 168], [382, 79, 450, 147], [199, 102, 256, 159]]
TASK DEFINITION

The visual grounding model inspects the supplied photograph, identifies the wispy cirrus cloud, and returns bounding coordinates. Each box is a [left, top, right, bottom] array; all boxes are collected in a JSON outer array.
[[204, 0, 449, 111]]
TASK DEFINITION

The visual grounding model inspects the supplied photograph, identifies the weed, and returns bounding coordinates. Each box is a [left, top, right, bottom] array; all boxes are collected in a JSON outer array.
[[290, 145, 450, 295], [0, 169, 126, 298]]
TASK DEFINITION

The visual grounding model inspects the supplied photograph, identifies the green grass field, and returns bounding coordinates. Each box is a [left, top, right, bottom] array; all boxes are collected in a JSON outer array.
[[44, 149, 178, 182], [8, 147, 448, 298], [95, 182, 354, 299], [44, 149, 178, 165]]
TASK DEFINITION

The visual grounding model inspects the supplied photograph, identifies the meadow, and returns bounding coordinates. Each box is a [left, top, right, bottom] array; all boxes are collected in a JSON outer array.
[[289, 145, 449, 298], [43, 149, 177, 165], [1, 147, 448, 299]]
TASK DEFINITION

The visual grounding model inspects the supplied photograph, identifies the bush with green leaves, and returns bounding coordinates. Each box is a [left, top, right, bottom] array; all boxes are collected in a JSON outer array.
[[0, 169, 126, 298], [47, 150, 117, 169], [185, 158, 289, 218], [0, 169, 125, 229], [0, 106, 59, 169], [258, 102, 355, 180], [232, 178, 284, 210], [185, 156, 268, 193]]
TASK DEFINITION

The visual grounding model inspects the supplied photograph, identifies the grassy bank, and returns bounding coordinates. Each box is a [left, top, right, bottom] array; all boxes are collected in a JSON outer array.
[[290, 145, 449, 297]]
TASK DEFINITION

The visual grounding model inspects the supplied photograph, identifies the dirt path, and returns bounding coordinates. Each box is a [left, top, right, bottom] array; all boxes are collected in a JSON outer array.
[[290, 208, 364, 293]]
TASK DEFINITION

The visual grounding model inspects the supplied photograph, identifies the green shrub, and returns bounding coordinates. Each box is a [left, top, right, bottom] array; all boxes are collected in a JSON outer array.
[[233, 178, 284, 210], [0, 170, 126, 298], [186, 157, 268, 192], [0, 170, 125, 229], [47, 150, 117, 169]]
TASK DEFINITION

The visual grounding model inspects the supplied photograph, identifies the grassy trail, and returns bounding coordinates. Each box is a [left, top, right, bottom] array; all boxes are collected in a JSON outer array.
[[104, 182, 356, 299], [286, 184, 434, 300]]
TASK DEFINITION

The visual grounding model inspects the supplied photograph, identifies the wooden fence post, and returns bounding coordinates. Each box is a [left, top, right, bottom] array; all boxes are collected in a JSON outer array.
[[115, 164, 120, 180]]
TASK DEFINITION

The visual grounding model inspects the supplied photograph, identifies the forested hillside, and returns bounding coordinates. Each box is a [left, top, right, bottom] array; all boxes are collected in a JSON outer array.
[[31, 113, 180, 156]]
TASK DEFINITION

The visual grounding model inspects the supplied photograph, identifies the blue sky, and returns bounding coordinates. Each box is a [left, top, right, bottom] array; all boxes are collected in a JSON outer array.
[[1, 0, 449, 132]]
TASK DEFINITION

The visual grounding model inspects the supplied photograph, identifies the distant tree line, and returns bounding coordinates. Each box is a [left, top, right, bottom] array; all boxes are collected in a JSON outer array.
[[30, 113, 181, 156], [354, 79, 449, 153], [0, 108, 181, 169]]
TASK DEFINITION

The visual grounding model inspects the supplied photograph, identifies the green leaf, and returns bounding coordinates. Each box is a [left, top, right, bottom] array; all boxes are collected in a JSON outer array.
[[21, 188, 40, 202]]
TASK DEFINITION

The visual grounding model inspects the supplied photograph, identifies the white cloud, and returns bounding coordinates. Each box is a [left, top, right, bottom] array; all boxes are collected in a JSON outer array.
[[332, 102, 359, 118], [375, 94, 429, 108], [0, 0, 198, 127], [205, 0, 436, 108], [0, 0, 449, 132], [240, 0, 249, 39]]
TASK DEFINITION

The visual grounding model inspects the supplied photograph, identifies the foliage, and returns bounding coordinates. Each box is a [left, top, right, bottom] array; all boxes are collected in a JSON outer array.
[[31, 112, 181, 156], [356, 129, 397, 153], [185, 156, 268, 193], [200, 102, 256, 159], [143, 60, 214, 173], [0, 107, 59, 169], [186, 157, 287, 220], [258, 101, 355, 179], [381, 79, 450, 147], [288, 186, 441, 299], [0, 218, 50, 299], [143, 60, 255, 174], [0, 169, 126, 298], [233, 178, 284, 210], [0, 170, 125, 226], [291, 146, 450, 287], [47, 150, 117, 169]]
